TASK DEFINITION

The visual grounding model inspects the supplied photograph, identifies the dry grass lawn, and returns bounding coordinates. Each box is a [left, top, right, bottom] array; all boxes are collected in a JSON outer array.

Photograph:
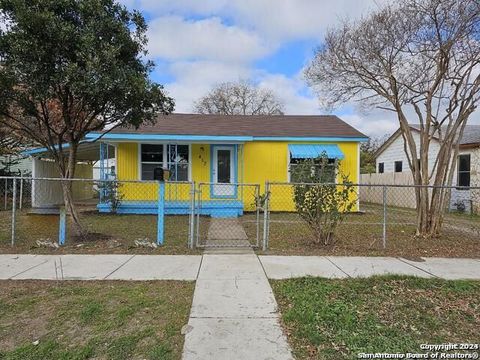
[[0, 280, 194, 360]]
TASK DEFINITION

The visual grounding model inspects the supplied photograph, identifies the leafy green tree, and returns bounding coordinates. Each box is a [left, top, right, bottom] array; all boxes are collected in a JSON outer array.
[[360, 136, 389, 174], [0, 0, 174, 236]]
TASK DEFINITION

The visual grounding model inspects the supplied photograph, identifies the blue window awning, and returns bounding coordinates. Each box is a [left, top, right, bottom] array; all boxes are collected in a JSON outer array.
[[288, 144, 344, 160]]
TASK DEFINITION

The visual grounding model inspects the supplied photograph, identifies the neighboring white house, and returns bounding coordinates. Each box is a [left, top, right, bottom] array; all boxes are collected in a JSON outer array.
[[0, 154, 32, 176], [371, 125, 480, 214]]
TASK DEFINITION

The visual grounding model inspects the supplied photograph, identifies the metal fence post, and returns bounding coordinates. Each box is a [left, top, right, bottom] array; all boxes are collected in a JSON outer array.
[[382, 185, 387, 249], [157, 181, 165, 245], [195, 186, 202, 247], [189, 181, 195, 249], [59, 207, 67, 246], [19, 176, 23, 210], [255, 184, 260, 248], [4, 178, 7, 210], [11, 178, 17, 247], [262, 181, 270, 251]]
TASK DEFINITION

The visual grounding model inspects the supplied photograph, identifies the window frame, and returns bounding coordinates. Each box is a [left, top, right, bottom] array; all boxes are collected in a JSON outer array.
[[457, 154, 471, 189], [287, 153, 338, 184], [378, 162, 384, 174], [394, 161, 403, 173], [138, 143, 192, 181]]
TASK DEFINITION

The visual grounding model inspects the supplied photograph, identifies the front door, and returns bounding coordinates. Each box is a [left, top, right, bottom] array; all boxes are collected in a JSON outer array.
[[212, 146, 235, 197]]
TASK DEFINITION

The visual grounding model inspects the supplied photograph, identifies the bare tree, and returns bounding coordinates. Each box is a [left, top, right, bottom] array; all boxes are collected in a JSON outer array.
[[193, 80, 284, 115], [305, 0, 480, 237]]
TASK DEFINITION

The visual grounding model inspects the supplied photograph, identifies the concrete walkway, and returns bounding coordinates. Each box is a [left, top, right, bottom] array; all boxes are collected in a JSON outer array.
[[0, 254, 479, 280], [206, 218, 250, 247], [182, 254, 293, 360]]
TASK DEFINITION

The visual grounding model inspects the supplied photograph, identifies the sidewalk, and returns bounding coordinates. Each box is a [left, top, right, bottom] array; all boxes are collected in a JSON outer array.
[[0, 254, 479, 280], [182, 254, 293, 359]]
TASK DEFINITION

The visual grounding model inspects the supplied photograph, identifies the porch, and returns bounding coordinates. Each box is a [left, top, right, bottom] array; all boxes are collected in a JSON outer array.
[[97, 199, 244, 217]]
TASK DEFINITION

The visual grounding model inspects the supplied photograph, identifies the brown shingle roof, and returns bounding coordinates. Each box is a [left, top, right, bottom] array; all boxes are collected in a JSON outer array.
[[108, 113, 367, 138]]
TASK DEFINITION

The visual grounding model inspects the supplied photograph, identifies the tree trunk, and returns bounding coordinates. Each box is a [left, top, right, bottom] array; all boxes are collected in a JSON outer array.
[[56, 142, 87, 239], [60, 178, 86, 237]]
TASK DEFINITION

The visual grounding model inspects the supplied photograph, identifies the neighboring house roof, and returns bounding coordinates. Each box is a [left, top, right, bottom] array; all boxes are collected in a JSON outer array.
[[92, 113, 368, 140], [409, 124, 480, 146], [375, 124, 480, 158]]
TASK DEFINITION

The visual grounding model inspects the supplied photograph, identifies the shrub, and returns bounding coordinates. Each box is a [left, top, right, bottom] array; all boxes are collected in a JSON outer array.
[[290, 155, 357, 245], [98, 180, 124, 213]]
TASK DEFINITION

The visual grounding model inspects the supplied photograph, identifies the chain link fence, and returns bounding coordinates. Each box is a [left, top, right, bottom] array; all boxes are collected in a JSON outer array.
[[0, 177, 195, 252], [265, 182, 480, 257], [1, 177, 479, 256]]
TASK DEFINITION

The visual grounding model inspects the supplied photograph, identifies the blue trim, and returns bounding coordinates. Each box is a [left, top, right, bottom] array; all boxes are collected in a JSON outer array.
[[86, 132, 368, 143], [157, 182, 165, 245], [210, 144, 238, 199], [97, 200, 243, 217], [24, 134, 368, 156], [22, 139, 97, 156], [58, 208, 66, 245]]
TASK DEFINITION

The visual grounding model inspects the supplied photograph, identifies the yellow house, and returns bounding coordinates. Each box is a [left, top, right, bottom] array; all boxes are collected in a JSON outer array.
[[89, 113, 367, 216]]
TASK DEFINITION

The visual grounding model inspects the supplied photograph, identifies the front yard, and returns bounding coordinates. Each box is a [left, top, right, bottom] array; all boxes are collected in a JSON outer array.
[[272, 276, 480, 360], [1, 201, 479, 258], [0, 212, 204, 255], [258, 203, 480, 258], [0, 280, 194, 360]]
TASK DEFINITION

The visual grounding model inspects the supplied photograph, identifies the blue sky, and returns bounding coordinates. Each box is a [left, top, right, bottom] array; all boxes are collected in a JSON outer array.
[[119, 0, 479, 137]]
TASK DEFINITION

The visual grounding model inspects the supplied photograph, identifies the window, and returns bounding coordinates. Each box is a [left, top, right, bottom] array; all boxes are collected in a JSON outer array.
[[140, 144, 190, 181], [457, 154, 471, 188], [141, 144, 163, 180], [394, 161, 403, 173], [167, 144, 189, 181], [289, 156, 337, 183], [378, 162, 384, 174]]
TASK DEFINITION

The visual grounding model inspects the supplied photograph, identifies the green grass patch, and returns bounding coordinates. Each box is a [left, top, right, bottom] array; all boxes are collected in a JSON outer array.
[[272, 276, 480, 359], [0, 280, 194, 360]]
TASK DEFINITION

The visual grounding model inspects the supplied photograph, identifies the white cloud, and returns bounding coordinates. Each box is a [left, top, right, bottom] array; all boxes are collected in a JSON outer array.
[[257, 73, 320, 115], [137, 0, 388, 42], [146, 16, 270, 63], [164, 60, 252, 112], [341, 112, 399, 138]]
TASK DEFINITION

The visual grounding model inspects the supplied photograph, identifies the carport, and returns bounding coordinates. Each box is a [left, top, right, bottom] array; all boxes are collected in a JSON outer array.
[[25, 141, 116, 210]]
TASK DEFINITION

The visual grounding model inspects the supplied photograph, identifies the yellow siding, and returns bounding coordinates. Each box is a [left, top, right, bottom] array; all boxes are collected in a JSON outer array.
[[243, 141, 359, 211], [191, 144, 210, 183], [117, 143, 138, 180], [115, 141, 360, 210]]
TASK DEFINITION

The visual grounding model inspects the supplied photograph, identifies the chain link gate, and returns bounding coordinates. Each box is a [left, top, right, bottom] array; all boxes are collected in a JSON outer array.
[[194, 182, 262, 248]]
